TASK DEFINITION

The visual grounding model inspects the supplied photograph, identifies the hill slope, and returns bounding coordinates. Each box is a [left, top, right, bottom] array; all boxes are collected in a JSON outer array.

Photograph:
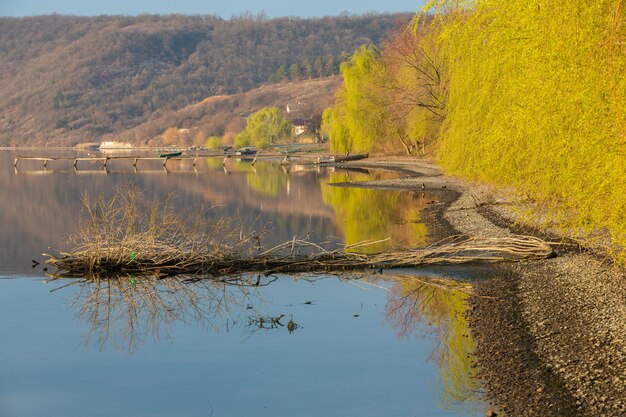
[[118, 77, 342, 147], [0, 13, 410, 146]]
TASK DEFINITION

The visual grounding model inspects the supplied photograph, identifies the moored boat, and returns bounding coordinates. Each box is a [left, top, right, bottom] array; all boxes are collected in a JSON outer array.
[[159, 151, 183, 158], [235, 147, 257, 156]]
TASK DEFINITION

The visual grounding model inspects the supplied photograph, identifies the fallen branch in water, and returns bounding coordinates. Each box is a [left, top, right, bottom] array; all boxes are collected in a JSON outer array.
[[45, 234, 555, 278], [43, 189, 555, 278]]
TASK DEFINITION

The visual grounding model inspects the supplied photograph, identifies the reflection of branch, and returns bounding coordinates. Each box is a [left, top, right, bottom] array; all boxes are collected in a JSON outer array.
[[58, 274, 267, 352]]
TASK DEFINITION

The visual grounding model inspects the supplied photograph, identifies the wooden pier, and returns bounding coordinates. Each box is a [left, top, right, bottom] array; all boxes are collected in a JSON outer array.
[[13, 152, 368, 173], [14, 155, 207, 170]]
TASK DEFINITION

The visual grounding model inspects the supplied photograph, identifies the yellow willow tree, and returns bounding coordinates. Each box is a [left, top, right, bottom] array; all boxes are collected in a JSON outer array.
[[377, 22, 447, 155], [323, 45, 388, 154], [422, 0, 626, 261], [234, 107, 292, 149], [323, 27, 448, 155]]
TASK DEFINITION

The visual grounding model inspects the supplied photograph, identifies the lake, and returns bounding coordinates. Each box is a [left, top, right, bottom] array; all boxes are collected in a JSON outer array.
[[0, 150, 486, 416]]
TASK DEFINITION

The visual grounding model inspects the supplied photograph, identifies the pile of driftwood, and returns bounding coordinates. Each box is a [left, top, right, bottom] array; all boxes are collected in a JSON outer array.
[[44, 190, 555, 278]]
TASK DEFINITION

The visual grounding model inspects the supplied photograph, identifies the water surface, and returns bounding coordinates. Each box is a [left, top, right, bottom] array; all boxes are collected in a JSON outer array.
[[0, 150, 485, 416]]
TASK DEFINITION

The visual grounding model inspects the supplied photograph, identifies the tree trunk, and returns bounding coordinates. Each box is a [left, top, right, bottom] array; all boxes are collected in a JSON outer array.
[[395, 132, 412, 155]]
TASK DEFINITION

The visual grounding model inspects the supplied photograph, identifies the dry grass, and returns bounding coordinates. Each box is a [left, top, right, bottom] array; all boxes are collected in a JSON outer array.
[[45, 188, 263, 276]]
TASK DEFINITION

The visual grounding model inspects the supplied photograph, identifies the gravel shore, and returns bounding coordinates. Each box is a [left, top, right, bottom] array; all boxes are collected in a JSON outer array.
[[343, 157, 626, 416]]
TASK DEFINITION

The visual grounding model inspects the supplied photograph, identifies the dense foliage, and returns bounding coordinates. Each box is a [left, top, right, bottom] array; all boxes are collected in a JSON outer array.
[[322, 46, 385, 154], [431, 0, 626, 262], [205, 136, 223, 149], [325, 1, 626, 261], [0, 13, 411, 146]]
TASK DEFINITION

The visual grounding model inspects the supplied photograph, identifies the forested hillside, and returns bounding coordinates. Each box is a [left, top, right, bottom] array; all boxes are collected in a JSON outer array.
[[0, 13, 410, 146]]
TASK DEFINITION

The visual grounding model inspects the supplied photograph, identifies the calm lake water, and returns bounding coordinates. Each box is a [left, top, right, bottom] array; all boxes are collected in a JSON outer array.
[[0, 150, 486, 416]]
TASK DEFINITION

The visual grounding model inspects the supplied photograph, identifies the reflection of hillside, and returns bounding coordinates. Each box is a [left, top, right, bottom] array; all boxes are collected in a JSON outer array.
[[0, 153, 97, 273], [195, 159, 336, 219], [1, 151, 428, 274]]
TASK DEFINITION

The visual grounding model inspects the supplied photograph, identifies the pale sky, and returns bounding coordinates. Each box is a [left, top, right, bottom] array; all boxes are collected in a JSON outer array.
[[0, 0, 426, 18]]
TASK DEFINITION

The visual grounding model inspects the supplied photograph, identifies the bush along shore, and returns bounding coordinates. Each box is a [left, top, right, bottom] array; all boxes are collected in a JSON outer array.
[[320, 3, 626, 408]]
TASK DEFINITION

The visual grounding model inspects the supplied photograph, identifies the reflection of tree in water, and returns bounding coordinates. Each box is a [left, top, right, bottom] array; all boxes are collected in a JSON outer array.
[[67, 275, 265, 352], [384, 274, 479, 409], [227, 159, 290, 197], [205, 156, 225, 170], [322, 171, 429, 252], [244, 161, 289, 197]]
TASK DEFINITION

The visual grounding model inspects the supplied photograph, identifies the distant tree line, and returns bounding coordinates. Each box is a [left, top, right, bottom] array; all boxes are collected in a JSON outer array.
[[268, 55, 346, 82]]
